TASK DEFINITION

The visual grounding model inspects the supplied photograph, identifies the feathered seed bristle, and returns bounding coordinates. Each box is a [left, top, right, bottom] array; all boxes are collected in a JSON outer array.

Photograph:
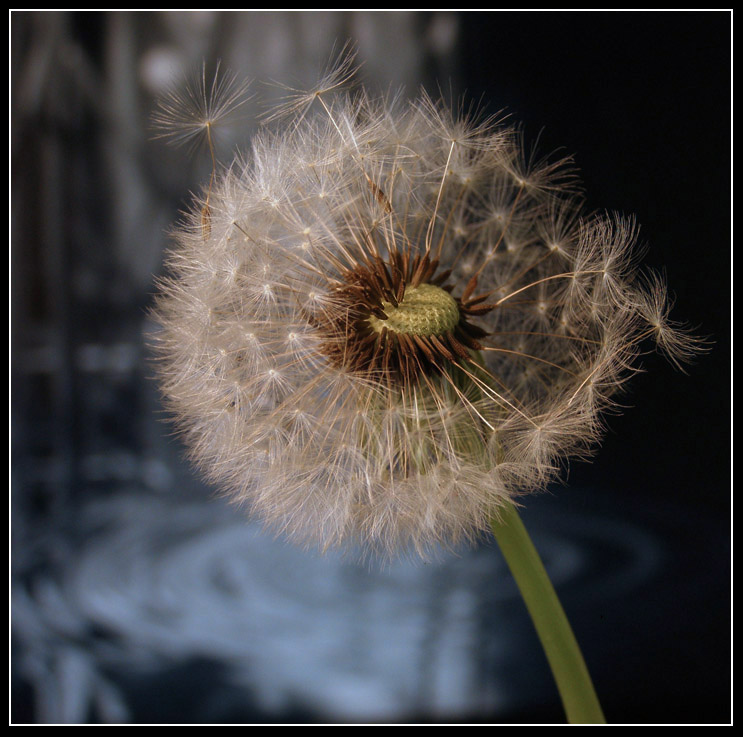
[[151, 60, 252, 152]]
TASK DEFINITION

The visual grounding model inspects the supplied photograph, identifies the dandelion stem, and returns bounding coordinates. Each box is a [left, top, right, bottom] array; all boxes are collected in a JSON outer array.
[[490, 502, 606, 724]]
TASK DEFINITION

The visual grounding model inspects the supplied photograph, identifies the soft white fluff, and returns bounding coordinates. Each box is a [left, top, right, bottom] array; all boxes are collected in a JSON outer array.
[[151, 63, 698, 557]]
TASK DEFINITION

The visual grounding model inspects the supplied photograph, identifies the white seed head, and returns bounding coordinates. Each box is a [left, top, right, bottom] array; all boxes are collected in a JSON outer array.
[[151, 59, 701, 558]]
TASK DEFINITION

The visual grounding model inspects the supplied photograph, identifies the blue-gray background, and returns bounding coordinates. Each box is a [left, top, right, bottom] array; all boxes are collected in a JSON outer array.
[[11, 11, 730, 725]]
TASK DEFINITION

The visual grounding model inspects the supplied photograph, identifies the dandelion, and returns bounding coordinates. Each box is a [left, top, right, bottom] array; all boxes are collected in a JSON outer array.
[[151, 64, 698, 557], [150, 57, 702, 724]]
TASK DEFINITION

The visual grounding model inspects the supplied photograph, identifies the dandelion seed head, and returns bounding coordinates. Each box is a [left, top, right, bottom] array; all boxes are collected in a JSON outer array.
[[151, 58, 702, 558]]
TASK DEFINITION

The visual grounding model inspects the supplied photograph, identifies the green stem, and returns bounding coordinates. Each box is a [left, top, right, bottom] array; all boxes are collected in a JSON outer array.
[[490, 502, 606, 724]]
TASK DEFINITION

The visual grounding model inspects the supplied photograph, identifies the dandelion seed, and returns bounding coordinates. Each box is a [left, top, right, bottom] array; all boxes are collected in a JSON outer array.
[[152, 60, 252, 240], [151, 59, 252, 152], [151, 60, 701, 558], [261, 40, 360, 124]]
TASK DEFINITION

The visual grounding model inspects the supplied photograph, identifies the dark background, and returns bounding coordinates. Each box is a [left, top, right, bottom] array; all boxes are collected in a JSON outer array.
[[11, 11, 730, 725]]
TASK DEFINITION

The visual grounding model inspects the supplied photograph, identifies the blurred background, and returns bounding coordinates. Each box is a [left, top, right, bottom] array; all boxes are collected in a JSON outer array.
[[11, 11, 731, 725]]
